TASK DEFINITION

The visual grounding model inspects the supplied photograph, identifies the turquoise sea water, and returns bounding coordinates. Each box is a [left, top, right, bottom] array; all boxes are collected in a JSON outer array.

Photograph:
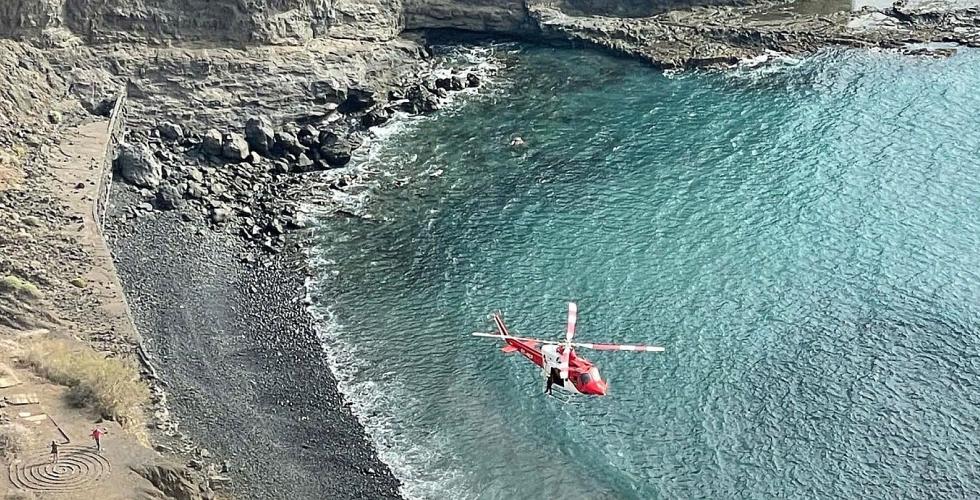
[[310, 46, 980, 499]]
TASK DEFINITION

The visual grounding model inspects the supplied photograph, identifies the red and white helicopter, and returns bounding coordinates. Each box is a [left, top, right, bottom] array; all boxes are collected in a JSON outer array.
[[473, 302, 665, 396]]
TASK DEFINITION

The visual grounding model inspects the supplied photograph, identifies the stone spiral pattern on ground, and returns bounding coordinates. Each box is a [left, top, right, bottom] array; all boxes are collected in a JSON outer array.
[[8, 445, 111, 492]]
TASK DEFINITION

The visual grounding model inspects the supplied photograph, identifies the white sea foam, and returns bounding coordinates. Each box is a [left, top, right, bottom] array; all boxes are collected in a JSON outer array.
[[664, 50, 807, 80], [305, 258, 471, 500], [300, 44, 510, 500]]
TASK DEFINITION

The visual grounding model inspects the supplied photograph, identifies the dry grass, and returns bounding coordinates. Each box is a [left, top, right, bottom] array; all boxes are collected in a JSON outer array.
[[0, 144, 27, 191], [0, 275, 42, 300], [0, 423, 33, 460], [23, 338, 148, 430], [5, 491, 37, 500]]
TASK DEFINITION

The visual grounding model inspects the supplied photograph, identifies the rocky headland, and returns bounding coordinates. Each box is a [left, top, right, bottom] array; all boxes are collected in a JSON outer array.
[[3, 0, 980, 498]]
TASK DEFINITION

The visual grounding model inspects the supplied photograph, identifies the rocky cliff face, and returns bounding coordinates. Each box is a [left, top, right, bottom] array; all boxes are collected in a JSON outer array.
[[403, 0, 535, 33], [0, 0, 542, 45]]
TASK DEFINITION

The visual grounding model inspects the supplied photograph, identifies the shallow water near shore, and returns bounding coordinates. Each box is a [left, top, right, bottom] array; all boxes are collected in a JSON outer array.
[[310, 45, 980, 499]]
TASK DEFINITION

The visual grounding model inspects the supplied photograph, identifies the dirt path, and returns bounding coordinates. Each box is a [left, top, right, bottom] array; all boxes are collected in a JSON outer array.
[[1, 113, 200, 499]]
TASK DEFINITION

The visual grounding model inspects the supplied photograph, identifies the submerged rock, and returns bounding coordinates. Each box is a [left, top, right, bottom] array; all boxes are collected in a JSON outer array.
[[116, 143, 163, 188], [401, 85, 439, 114], [434, 77, 452, 91]]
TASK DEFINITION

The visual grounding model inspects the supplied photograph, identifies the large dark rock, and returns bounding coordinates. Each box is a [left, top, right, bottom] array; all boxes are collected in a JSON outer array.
[[338, 87, 376, 114], [297, 125, 319, 148], [450, 74, 466, 91], [319, 141, 352, 167], [201, 129, 223, 156], [362, 108, 391, 128], [115, 143, 163, 188], [221, 133, 250, 162], [245, 116, 274, 155], [154, 185, 183, 210], [401, 86, 440, 114], [83, 97, 117, 117], [434, 77, 452, 91], [273, 129, 304, 156], [293, 153, 315, 173], [157, 122, 184, 141]]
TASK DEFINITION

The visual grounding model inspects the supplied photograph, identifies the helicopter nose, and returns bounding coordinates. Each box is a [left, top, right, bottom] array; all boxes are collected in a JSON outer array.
[[594, 380, 608, 396], [583, 379, 607, 396]]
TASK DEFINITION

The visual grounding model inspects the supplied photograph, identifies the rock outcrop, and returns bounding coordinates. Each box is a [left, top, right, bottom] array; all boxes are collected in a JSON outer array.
[[133, 464, 208, 500], [0, 0, 551, 45], [115, 142, 163, 188], [403, 0, 536, 33]]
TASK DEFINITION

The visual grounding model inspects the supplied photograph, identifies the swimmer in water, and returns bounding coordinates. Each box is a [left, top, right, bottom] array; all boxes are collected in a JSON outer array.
[[510, 136, 525, 147]]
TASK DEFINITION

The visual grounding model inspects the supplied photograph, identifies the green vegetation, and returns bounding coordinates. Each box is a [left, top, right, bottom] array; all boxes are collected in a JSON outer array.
[[24, 339, 148, 430], [0, 275, 42, 300]]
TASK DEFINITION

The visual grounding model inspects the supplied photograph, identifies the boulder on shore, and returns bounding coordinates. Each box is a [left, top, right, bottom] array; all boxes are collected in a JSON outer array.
[[201, 129, 223, 155], [293, 153, 315, 173], [157, 122, 184, 141], [319, 139, 352, 167], [362, 108, 391, 128], [245, 116, 275, 155], [221, 133, 250, 161], [273, 129, 304, 156], [434, 77, 452, 91], [338, 87, 376, 114], [297, 125, 319, 148], [401, 85, 439, 114], [115, 142, 163, 188], [154, 185, 183, 210], [450, 74, 465, 91]]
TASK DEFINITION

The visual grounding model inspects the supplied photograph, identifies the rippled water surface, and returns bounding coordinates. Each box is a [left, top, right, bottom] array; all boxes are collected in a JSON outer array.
[[310, 46, 980, 499]]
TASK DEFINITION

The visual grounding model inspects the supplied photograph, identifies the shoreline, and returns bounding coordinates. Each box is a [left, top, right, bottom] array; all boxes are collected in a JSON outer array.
[[106, 186, 403, 498], [6, 0, 980, 497], [102, 47, 498, 498]]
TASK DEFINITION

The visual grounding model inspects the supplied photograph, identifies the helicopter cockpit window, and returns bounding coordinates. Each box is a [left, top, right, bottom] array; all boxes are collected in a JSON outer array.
[[579, 373, 592, 384]]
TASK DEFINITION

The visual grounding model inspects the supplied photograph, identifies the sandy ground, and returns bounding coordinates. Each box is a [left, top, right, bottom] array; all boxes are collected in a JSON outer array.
[[0, 115, 187, 498]]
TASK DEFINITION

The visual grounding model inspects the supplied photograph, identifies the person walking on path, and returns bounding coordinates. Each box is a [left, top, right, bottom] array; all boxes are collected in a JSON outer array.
[[90, 427, 107, 452], [50, 441, 59, 463]]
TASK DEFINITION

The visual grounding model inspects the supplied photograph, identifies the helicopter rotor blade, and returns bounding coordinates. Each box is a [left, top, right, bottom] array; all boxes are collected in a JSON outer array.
[[560, 302, 577, 379], [572, 342, 666, 353], [472, 333, 665, 353], [566, 302, 577, 343]]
